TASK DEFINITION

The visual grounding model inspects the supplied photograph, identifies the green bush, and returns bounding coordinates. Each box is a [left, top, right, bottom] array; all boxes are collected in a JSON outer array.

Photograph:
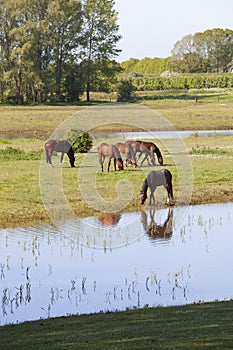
[[0, 147, 41, 160], [116, 79, 135, 101], [65, 129, 92, 153]]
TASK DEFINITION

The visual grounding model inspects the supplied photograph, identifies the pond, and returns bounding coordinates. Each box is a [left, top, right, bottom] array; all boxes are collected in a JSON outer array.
[[0, 202, 232, 326]]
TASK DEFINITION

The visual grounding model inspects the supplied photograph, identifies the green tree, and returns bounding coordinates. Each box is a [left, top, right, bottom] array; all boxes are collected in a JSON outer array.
[[171, 28, 233, 73], [80, 0, 121, 101], [47, 0, 83, 101]]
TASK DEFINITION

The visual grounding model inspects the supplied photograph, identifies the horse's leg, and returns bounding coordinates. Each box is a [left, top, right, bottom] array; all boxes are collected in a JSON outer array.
[[113, 158, 117, 171], [149, 184, 156, 205], [107, 158, 111, 172], [140, 152, 148, 166], [150, 152, 156, 166], [48, 151, 54, 167], [164, 184, 171, 204], [60, 152, 64, 167], [99, 153, 104, 171]]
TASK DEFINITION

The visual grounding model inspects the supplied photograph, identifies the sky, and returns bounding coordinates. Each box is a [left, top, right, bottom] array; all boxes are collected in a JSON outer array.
[[114, 0, 233, 62]]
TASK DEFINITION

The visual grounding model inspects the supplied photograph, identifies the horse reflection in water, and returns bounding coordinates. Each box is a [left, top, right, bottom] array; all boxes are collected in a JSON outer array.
[[141, 208, 174, 242], [98, 214, 121, 226]]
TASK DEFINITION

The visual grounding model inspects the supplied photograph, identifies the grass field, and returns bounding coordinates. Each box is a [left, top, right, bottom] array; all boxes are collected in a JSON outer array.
[[1, 300, 233, 349]]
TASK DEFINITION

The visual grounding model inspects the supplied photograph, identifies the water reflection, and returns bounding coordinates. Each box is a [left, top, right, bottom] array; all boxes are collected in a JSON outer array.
[[0, 202, 232, 326], [140, 208, 173, 245], [98, 214, 121, 227]]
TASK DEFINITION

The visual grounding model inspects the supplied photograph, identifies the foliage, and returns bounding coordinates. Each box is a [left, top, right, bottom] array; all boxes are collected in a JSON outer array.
[[0, 0, 121, 103], [171, 28, 233, 73], [116, 79, 135, 102], [80, 0, 121, 101], [120, 57, 173, 75], [65, 129, 93, 153], [128, 73, 233, 92], [0, 147, 41, 160]]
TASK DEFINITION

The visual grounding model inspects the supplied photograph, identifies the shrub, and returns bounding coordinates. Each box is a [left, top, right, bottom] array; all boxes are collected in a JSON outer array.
[[0, 147, 41, 160], [116, 79, 135, 102], [65, 129, 92, 153]]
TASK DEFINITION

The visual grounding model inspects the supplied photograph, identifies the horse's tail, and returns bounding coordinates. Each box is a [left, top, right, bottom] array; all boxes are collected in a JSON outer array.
[[166, 170, 174, 199]]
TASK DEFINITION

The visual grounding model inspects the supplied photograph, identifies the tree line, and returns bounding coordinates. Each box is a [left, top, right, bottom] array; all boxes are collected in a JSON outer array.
[[121, 28, 233, 75], [0, 0, 121, 103], [1, 6, 233, 106]]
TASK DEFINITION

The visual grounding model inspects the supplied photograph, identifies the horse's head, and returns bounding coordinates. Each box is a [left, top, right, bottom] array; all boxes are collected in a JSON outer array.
[[117, 158, 124, 171], [140, 190, 147, 205], [158, 156, 163, 166], [131, 159, 137, 168]]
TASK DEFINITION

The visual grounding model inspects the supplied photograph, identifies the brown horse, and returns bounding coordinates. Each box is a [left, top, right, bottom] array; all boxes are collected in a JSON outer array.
[[139, 141, 163, 165], [140, 169, 174, 205], [44, 139, 75, 168], [125, 140, 153, 166], [98, 142, 124, 172], [115, 142, 137, 167]]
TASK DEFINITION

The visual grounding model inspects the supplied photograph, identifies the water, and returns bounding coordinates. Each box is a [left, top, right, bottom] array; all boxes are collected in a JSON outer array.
[[92, 129, 233, 140], [0, 202, 232, 326], [1, 129, 233, 140]]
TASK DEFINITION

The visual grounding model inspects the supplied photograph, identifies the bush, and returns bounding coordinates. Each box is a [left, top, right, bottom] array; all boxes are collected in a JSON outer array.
[[65, 129, 93, 153], [0, 147, 41, 160], [116, 79, 135, 102]]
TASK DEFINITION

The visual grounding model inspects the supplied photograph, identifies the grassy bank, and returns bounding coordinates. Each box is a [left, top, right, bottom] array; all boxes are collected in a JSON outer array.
[[1, 300, 233, 349]]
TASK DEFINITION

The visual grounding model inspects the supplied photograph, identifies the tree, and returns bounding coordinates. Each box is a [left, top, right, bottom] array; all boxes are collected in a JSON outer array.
[[46, 0, 83, 101], [80, 0, 121, 101], [171, 28, 233, 73]]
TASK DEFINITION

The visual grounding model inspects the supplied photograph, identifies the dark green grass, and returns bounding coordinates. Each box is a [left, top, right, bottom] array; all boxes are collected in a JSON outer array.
[[1, 300, 233, 349]]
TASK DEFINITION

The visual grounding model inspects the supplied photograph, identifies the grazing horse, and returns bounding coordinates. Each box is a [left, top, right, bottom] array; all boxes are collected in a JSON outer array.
[[115, 142, 137, 167], [125, 140, 153, 166], [139, 141, 163, 165], [140, 169, 174, 205], [44, 139, 75, 167], [98, 142, 124, 172]]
